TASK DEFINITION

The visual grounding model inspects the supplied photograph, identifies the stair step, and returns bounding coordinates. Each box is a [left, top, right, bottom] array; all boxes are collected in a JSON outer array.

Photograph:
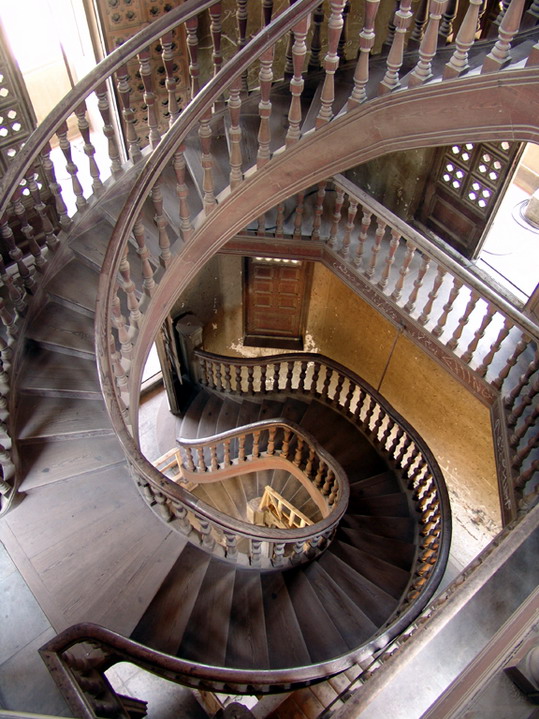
[[70, 218, 113, 271], [284, 570, 349, 663], [339, 527, 416, 571], [183, 115, 230, 202], [26, 301, 95, 359], [341, 513, 417, 542], [261, 571, 311, 669], [46, 258, 99, 317], [197, 393, 224, 438], [179, 389, 207, 439], [318, 551, 398, 627], [351, 492, 412, 518], [349, 470, 400, 498], [201, 480, 243, 521], [331, 540, 411, 600], [16, 395, 113, 441], [17, 345, 101, 399], [131, 543, 212, 656], [226, 570, 270, 669], [302, 562, 378, 650], [178, 559, 236, 666], [19, 436, 125, 491]]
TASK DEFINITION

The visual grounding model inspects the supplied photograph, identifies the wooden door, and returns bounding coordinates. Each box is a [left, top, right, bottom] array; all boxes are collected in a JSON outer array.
[[418, 141, 521, 258], [244, 258, 311, 350]]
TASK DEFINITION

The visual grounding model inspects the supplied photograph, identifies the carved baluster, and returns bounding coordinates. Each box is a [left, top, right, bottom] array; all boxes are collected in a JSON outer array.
[[439, 0, 458, 39], [404, 253, 430, 314], [372, 406, 386, 442], [151, 181, 172, 267], [294, 436, 305, 467], [311, 182, 327, 240], [316, 1, 346, 127], [507, 380, 539, 426], [268, 426, 276, 455], [260, 365, 268, 394], [233, 365, 241, 392], [210, 444, 219, 471], [383, 0, 399, 47], [391, 239, 416, 302], [252, 430, 261, 459], [116, 64, 141, 161], [333, 373, 345, 406], [257, 44, 274, 169], [510, 406, 539, 447], [24, 169, 59, 252], [250, 539, 262, 567], [293, 191, 306, 240], [132, 216, 155, 297], [506, 355, 539, 411], [237, 433, 246, 462], [408, 0, 430, 47], [366, 217, 386, 279], [196, 447, 206, 473], [379, 228, 400, 290], [0, 258, 25, 315], [305, 445, 316, 476], [272, 542, 286, 567], [461, 302, 496, 364], [173, 148, 193, 243], [224, 531, 238, 561], [285, 14, 311, 146], [409, 0, 448, 87], [432, 276, 463, 337], [382, 416, 397, 451], [418, 265, 446, 326], [344, 379, 355, 413], [328, 186, 345, 248], [235, 0, 249, 90], [74, 101, 103, 193], [309, 4, 324, 70], [215, 363, 224, 391], [247, 365, 255, 394], [281, 427, 292, 459], [0, 214, 36, 292], [286, 361, 294, 392], [322, 469, 335, 497], [493, 333, 529, 390], [444, 0, 483, 78], [186, 16, 200, 98], [447, 289, 480, 350], [354, 386, 367, 421], [118, 247, 141, 330], [512, 434, 539, 470], [477, 316, 512, 377], [314, 461, 325, 488], [347, 0, 381, 108], [515, 461, 539, 493], [223, 438, 231, 466], [321, 366, 332, 400], [109, 334, 129, 406], [0, 296, 17, 340], [111, 290, 133, 364], [257, 214, 267, 237], [12, 192, 46, 272], [161, 32, 180, 125], [298, 362, 308, 392], [272, 363, 280, 392], [353, 206, 372, 269], [312, 361, 321, 395], [138, 48, 161, 148], [95, 83, 123, 174], [40, 143, 70, 229], [224, 364, 232, 392], [198, 516, 215, 549], [338, 197, 358, 259], [199, 108, 216, 214], [209, 3, 223, 76], [338, 1, 351, 59], [275, 203, 285, 238], [364, 395, 377, 432], [56, 121, 87, 211], [228, 76, 243, 188], [379, 0, 414, 93], [482, 0, 526, 72]]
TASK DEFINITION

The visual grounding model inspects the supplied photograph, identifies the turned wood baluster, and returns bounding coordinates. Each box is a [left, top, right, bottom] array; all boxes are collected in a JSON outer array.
[[353, 206, 372, 269], [381, 415, 397, 451], [443, 0, 483, 78], [404, 253, 430, 314], [196, 447, 206, 473], [56, 121, 87, 211], [74, 101, 103, 193], [185, 16, 200, 98], [338, 1, 351, 59], [281, 428, 292, 459], [267, 426, 276, 456], [150, 181, 172, 267], [260, 365, 268, 394], [275, 203, 285, 238], [514, 461, 539, 493], [389, 426, 405, 457], [294, 436, 305, 467], [0, 214, 36, 292], [391, 239, 416, 302], [12, 193, 46, 272], [312, 361, 321, 395], [439, 0, 458, 38], [347, 0, 381, 108], [232, 364, 241, 393], [95, 83, 122, 174], [482, 0, 526, 72], [257, 45, 274, 169], [447, 289, 479, 350], [116, 65, 142, 162], [223, 438, 231, 466], [506, 352, 539, 407], [199, 516, 215, 549], [236, 0, 249, 91], [161, 32, 180, 125], [250, 539, 262, 567], [138, 48, 161, 148], [305, 445, 316, 475], [510, 405, 539, 447], [0, 297, 17, 340], [119, 247, 142, 329], [311, 182, 327, 240], [372, 407, 386, 443], [477, 316, 512, 377], [224, 364, 232, 392], [379, 0, 414, 94], [272, 363, 280, 392], [354, 386, 367, 421], [173, 148, 194, 243], [209, 3, 223, 76], [111, 290, 133, 363], [293, 191, 306, 239], [285, 13, 311, 146], [321, 366, 332, 400], [328, 186, 345, 248], [419, 265, 446, 326], [215, 362, 224, 390], [333, 373, 345, 407], [507, 376, 539, 426], [199, 108, 217, 214], [24, 169, 59, 252], [0, 258, 25, 315], [314, 461, 325, 488], [247, 365, 255, 394], [379, 228, 401, 290], [338, 197, 358, 259], [252, 430, 261, 459], [224, 532, 238, 560], [238, 433, 246, 462], [40, 143, 70, 229], [512, 434, 539, 470], [493, 333, 529, 390], [409, 0, 448, 87], [523, 0, 539, 27], [432, 276, 463, 337], [228, 76, 243, 188], [366, 216, 386, 279], [286, 361, 294, 392], [322, 469, 335, 497], [132, 216, 155, 297], [210, 444, 219, 471], [298, 361, 308, 393], [309, 4, 324, 70], [364, 395, 377, 432], [343, 379, 354, 413], [272, 542, 286, 567], [315, 1, 346, 127], [408, 0, 430, 48], [109, 334, 129, 401], [461, 301, 496, 364]]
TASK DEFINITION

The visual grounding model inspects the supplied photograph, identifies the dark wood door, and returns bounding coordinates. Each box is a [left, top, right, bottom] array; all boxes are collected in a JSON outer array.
[[418, 141, 521, 259], [244, 258, 311, 350]]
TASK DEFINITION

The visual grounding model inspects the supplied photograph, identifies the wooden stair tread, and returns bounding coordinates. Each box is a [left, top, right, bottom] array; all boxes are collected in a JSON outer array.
[[177, 559, 236, 666], [17, 345, 101, 399], [201, 480, 243, 520], [261, 571, 311, 669], [131, 543, 212, 656], [284, 570, 349, 663], [350, 492, 412, 518], [19, 436, 125, 491], [16, 395, 113, 441], [46, 258, 98, 316], [226, 570, 270, 669], [26, 301, 95, 359], [349, 470, 400, 498], [69, 218, 113, 271], [197, 393, 224, 438], [179, 390, 208, 439], [331, 540, 411, 600], [341, 513, 417, 542], [338, 527, 416, 571]]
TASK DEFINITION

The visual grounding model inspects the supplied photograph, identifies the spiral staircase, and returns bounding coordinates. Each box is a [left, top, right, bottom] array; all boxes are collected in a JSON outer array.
[[0, 1, 538, 717]]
